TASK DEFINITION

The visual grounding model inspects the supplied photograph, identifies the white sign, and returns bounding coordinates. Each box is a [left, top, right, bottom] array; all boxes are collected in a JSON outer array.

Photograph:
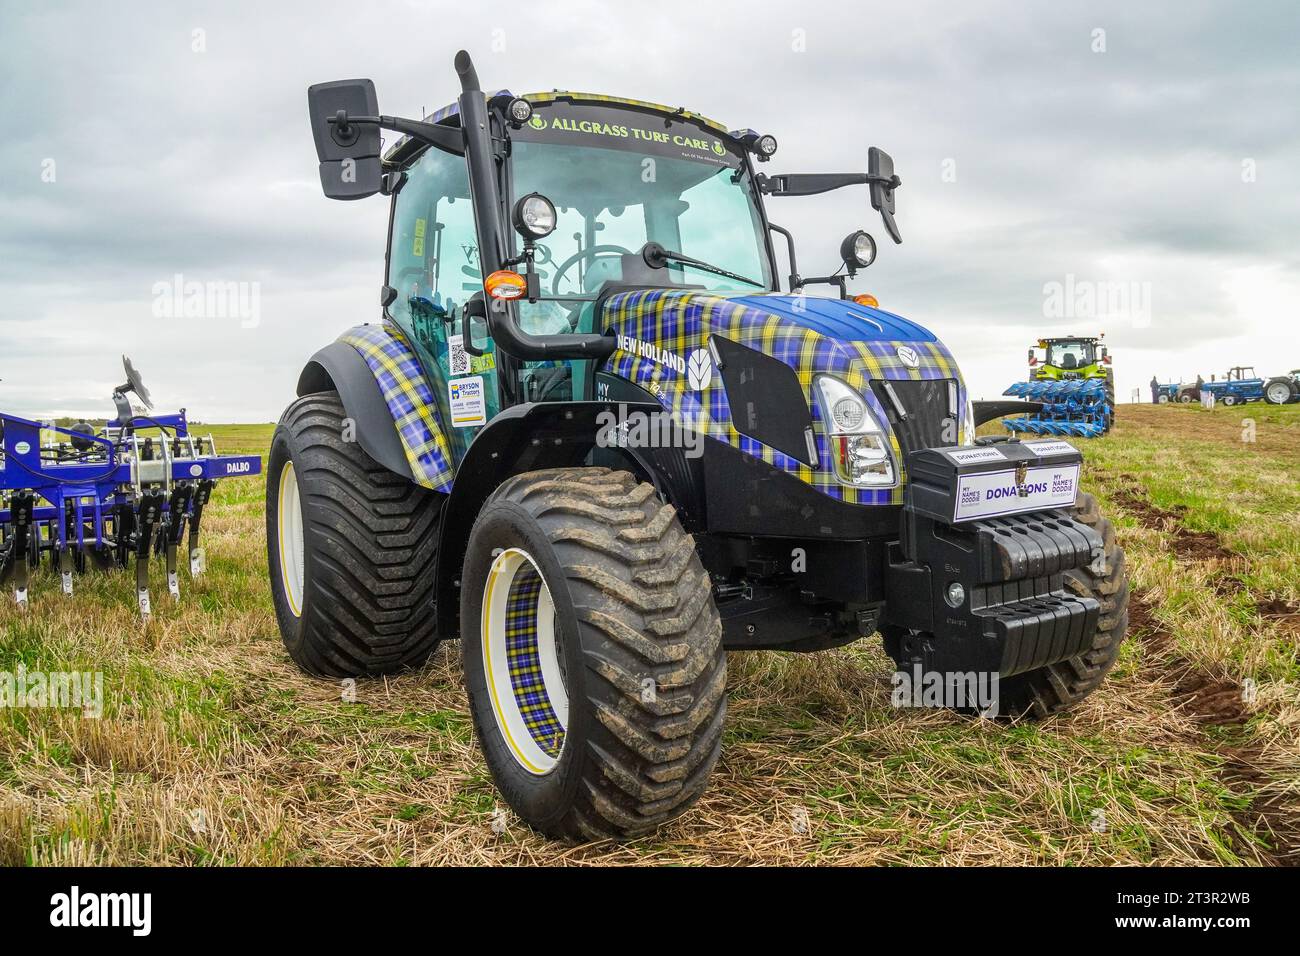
[[449, 376, 487, 428], [953, 463, 1081, 522], [1022, 439, 1078, 458], [946, 447, 1005, 464]]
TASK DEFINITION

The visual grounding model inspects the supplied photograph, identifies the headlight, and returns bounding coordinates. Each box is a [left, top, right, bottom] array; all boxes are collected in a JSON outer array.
[[813, 375, 896, 487], [512, 192, 557, 239]]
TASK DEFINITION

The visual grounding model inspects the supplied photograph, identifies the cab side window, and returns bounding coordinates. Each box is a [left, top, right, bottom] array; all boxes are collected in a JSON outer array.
[[387, 149, 480, 359]]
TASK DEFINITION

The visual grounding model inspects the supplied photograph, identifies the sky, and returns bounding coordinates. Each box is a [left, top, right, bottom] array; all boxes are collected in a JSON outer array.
[[1, 0, 1298, 421]]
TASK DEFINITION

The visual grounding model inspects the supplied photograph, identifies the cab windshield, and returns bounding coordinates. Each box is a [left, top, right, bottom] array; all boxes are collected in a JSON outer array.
[[507, 103, 774, 301], [1046, 341, 1095, 369]]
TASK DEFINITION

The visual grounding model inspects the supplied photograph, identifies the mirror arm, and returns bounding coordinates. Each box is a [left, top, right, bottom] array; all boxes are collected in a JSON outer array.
[[326, 112, 464, 156]]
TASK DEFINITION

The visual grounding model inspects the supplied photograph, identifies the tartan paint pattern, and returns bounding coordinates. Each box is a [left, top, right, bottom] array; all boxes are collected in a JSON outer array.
[[504, 563, 564, 758], [601, 290, 966, 506], [337, 323, 455, 493]]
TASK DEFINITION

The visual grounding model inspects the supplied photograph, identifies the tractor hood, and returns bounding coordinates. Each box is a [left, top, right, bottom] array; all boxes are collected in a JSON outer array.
[[600, 289, 968, 506]]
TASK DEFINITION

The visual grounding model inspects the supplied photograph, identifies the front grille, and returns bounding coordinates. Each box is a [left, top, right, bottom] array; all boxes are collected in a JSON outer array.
[[870, 378, 957, 458]]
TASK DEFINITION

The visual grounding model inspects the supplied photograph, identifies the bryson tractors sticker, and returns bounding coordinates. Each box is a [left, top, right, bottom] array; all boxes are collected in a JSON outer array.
[[448, 376, 486, 428], [952, 463, 1081, 522]]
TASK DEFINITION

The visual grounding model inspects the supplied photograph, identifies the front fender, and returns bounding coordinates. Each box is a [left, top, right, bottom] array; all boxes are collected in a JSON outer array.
[[435, 400, 659, 641]]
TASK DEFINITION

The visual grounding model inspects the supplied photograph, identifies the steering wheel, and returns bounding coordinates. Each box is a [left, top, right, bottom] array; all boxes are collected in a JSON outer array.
[[550, 244, 634, 296]]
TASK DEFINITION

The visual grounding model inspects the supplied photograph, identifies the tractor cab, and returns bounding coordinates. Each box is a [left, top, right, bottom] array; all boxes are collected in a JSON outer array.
[[1029, 335, 1109, 380]]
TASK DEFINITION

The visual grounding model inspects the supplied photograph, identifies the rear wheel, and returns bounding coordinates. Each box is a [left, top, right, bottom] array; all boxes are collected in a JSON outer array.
[[1264, 378, 1295, 405], [460, 467, 726, 841], [267, 392, 441, 678]]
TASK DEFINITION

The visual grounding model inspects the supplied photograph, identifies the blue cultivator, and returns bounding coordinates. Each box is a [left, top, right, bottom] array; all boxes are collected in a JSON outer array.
[[1001, 379, 1113, 438], [0, 357, 261, 617]]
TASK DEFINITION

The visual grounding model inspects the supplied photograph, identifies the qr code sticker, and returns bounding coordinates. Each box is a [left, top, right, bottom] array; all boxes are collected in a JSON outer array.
[[448, 334, 470, 375]]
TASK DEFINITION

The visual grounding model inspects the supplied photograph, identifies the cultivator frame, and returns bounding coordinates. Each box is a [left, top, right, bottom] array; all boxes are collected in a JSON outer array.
[[0, 361, 260, 616]]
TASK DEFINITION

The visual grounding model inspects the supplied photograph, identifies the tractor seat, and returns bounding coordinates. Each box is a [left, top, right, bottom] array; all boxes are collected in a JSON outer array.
[[1061, 355, 1078, 369]]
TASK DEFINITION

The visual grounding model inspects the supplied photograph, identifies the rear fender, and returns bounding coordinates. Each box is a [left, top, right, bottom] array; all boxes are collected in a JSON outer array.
[[297, 324, 455, 492]]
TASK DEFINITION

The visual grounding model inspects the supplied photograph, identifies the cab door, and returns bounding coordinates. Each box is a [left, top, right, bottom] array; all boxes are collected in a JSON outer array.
[[386, 146, 500, 453]]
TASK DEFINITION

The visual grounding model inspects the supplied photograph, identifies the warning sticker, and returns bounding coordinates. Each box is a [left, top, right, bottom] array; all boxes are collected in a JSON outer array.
[[952, 464, 1081, 522], [449, 376, 486, 428]]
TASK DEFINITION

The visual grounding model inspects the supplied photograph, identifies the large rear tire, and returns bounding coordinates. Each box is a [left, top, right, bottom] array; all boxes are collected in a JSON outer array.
[[267, 392, 441, 678], [1264, 378, 1296, 405], [460, 467, 726, 841]]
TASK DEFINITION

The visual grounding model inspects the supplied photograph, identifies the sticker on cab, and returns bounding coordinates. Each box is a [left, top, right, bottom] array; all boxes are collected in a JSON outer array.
[[952, 464, 1081, 522], [449, 376, 486, 428]]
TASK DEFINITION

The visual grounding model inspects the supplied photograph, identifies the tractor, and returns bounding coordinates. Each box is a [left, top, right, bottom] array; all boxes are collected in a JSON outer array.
[[1001, 335, 1115, 437], [269, 51, 1131, 841], [1, 357, 261, 615]]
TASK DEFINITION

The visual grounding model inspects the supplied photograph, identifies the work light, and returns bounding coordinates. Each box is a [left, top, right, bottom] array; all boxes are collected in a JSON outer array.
[[512, 192, 557, 239], [841, 230, 876, 270]]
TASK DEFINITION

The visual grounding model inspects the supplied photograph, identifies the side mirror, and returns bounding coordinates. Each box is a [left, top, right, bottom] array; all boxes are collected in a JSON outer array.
[[868, 146, 901, 244], [308, 79, 383, 200], [1027, 348, 1036, 363]]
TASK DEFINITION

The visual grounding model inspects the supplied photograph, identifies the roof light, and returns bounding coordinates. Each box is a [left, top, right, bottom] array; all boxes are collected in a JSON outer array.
[[506, 97, 533, 126], [852, 294, 879, 308]]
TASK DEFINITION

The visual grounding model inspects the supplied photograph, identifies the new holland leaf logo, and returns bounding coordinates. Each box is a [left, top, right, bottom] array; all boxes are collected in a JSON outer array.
[[895, 345, 920, 369], [687, 348, 713, 391]]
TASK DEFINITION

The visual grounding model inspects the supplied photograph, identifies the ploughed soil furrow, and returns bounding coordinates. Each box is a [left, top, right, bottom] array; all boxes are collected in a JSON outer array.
[[1107, 480, 1298, 865]]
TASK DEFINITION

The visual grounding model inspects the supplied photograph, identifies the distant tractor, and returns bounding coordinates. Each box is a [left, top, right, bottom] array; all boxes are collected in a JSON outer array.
[[1199, 366, 1270, 407], [1002, 335, 1115, 437]]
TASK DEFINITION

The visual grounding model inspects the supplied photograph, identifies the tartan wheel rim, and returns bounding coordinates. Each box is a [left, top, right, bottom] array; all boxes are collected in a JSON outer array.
[[481, 548, 567, 774]]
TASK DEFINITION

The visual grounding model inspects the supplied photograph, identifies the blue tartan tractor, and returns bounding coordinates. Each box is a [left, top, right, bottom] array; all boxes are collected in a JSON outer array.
[[0, 357, 261, 616], [270, 52, 1130, 841]]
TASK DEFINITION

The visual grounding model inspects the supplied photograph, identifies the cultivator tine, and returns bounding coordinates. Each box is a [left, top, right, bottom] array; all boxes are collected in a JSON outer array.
[[164, 485, 190, 600], [189, 480, 212, 578], [7, 494, 34, 608], [135, 491, 164, 619]]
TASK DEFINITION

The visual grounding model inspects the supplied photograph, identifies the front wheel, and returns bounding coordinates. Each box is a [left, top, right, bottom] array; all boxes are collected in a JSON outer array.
[[460, 467, 726, 841], [267, 392, 442, 678]]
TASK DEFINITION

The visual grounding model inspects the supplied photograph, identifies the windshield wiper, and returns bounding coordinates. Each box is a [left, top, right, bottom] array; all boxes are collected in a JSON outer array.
[[640, 242, 765, 289]]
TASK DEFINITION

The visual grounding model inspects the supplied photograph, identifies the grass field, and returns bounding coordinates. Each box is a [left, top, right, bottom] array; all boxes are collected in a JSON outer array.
[[2, 402, 1297, 866]]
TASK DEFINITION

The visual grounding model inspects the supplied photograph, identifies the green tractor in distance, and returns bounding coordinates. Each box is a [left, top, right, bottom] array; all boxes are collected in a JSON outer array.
[[267, 51, 1130, 842], [1002, 335, 1116, 438]]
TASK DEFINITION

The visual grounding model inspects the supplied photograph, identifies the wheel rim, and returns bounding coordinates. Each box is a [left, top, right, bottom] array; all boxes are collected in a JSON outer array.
[[1267, 383, 1290, 403], [277, 461, 306, 617], [481, 548, 567, 775]]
